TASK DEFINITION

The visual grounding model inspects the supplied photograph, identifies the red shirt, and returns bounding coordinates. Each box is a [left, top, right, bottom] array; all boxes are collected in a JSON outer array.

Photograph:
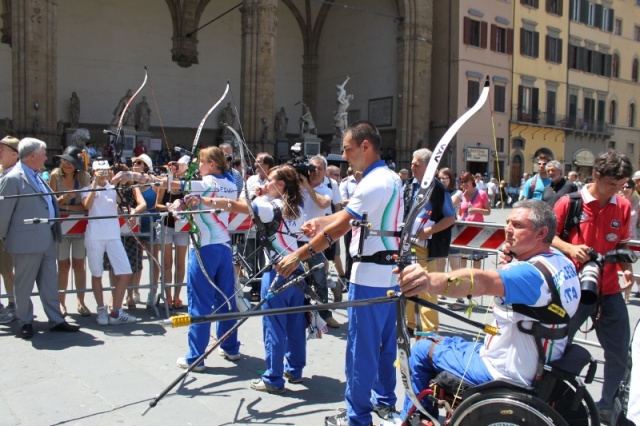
[[133, 145, 146, 157], [554, 184, 631, 295]]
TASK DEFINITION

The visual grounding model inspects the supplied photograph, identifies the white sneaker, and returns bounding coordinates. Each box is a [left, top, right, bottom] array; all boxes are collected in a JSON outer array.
[[96, 306, 109, 326], [176, 357, 206, 372], [218, 348, 241, 361], [108, 309, 138, 325]]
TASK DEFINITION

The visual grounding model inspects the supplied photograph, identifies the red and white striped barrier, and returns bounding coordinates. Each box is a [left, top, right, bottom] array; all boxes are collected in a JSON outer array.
[[60, 214, 88, 235], [450, 222, 506, 251], [119, 217, 140, 235], [60, 214, 140, 236]]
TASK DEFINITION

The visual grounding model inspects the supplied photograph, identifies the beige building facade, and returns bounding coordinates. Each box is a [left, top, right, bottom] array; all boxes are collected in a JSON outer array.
[[431, 0, 514, 181], [0, 0, 434, 165]]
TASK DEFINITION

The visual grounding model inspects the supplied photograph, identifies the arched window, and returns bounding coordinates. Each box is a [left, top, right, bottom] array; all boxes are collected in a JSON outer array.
[[610, 100, 617, 124], [633, 58, 639, 83], [612, 53, 620, 78], [630, 103, 636, 127]]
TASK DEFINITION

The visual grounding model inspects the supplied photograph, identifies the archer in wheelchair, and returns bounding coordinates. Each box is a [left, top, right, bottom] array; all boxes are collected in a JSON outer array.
[[397, 200, 598, 425]]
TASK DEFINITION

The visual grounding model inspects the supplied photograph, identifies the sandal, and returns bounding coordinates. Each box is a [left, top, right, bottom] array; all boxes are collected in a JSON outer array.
[[77, 304, 91, 317], [126, 297, 136, 310], [173, 298, 184, 309], [60, 304, 68, 318]]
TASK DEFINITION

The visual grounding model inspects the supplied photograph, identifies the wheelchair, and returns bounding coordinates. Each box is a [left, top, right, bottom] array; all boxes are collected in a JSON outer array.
[[404, 343, 600, 426]]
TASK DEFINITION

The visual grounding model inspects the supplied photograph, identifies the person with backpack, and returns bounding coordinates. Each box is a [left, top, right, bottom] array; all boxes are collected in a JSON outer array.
[[521, 154, 552, 200], [552, 150, 635, 424]]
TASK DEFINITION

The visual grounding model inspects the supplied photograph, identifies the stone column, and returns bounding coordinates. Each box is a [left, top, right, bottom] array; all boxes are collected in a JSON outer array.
[[240, 0, 278, 153], [11, 0, 58, 148], [395, 1, 433, 165]]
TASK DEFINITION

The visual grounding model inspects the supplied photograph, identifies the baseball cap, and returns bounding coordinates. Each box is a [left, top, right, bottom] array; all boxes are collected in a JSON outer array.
[[633, 171, 640, 180], [0, 136, 19, 153], [131, 153, 153, 170], [55, 146, 85, 170]]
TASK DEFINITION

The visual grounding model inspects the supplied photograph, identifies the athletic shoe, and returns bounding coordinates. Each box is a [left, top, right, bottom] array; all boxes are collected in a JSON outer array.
[[598, 407, 612, 425], [96, 306, 109, 326], [218, 348, 241, 361], [0, 306, 15, 324], [250, 378, 285, 394], [325, 317, 340, 328], [108, 310, 138, 325], [373, 404, 397, 420], [176, 357, 206, 373], [283, 371, 303, 384], [324, 409, 350, 426]]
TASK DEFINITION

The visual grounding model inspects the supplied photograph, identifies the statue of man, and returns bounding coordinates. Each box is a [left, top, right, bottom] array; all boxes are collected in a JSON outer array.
[[274, 107, 288, 139], [299, 102, 316, 136], [220, 102, 236, 136], [135, 96, 152, 132], [334, 76, 353, 138], [111, 89, 133, 126], [70, 92, 80, 128]]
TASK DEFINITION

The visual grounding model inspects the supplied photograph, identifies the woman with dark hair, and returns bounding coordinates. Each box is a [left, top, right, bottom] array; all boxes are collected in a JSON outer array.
[[51, 146, 91, 316], [438, 167, 461, 208], [207, 165, 306, 393]]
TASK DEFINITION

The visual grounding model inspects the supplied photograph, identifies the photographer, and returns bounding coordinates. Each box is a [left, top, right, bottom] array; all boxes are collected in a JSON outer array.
[[552, 150, 635, 423], [299, 157, 338, 328]]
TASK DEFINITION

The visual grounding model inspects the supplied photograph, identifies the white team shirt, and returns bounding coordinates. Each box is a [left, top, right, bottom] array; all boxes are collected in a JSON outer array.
[[344, 160, 403, 288], [185, 173, 237, 246], [482, 251, 581, 385], [82, 182, 121, 240]]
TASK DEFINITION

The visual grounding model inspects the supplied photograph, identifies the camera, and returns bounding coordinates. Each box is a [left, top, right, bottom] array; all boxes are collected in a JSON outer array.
[[286, 143, 316, 180], [579, 248, 637, 304]]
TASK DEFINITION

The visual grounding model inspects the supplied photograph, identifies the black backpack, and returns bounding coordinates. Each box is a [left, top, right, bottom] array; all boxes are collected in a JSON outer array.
[[560, 192, 583, 241]]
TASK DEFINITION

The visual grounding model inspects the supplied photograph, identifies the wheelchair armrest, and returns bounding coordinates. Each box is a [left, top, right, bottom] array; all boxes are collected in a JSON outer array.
[[584, 358, 597, 384]]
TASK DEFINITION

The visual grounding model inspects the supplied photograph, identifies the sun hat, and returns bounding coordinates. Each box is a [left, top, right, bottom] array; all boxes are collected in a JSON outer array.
[[55, 146, 85, 170], [131, 153, 153, 170]]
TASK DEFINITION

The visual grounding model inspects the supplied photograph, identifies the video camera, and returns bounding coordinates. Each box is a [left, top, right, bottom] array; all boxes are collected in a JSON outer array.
[[286, 143, 316, 180], [579, 248, 637, 304]]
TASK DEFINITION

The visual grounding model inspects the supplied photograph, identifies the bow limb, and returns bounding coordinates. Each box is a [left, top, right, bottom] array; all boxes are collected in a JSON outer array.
[[112, 68, 148, 163], [396, 76, 491, 425]]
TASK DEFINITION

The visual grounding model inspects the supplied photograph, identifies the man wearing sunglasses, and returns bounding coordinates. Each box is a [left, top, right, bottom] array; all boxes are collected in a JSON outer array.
[[521, 153, 551, 200]]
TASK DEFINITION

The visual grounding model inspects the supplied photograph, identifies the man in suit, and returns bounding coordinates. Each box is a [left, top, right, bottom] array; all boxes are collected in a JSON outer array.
[[0, 138, 79, 338]]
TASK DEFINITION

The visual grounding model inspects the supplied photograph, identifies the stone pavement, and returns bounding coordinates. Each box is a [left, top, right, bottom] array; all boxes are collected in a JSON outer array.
[[0, 206, 636, 425]]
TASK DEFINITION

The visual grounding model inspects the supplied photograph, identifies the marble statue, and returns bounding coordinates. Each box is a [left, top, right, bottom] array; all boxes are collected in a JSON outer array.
[[136, 96, 151, 132], [261, 117, 269, 141], [220, 102, 236, 135], [274, 107, 288, 139], [70, 91, 80, 128], [334, 75, 353, 138], [298, 102, 316, 136], [111, 89, 133, 126]]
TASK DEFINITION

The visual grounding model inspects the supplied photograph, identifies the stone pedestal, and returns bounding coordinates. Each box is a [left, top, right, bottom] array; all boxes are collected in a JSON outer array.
[[329, 137, 343, 154], [297, 134, 322, 156], [276, 139, 290, 160]]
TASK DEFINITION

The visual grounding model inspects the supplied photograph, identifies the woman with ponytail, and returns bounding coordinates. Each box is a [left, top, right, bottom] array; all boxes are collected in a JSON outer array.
[[207, 164, 306, 393]]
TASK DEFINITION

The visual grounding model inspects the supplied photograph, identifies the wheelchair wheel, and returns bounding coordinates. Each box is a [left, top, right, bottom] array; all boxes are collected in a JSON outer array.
[[449, 389, 569, 426], [546, 377, 600, 426]]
